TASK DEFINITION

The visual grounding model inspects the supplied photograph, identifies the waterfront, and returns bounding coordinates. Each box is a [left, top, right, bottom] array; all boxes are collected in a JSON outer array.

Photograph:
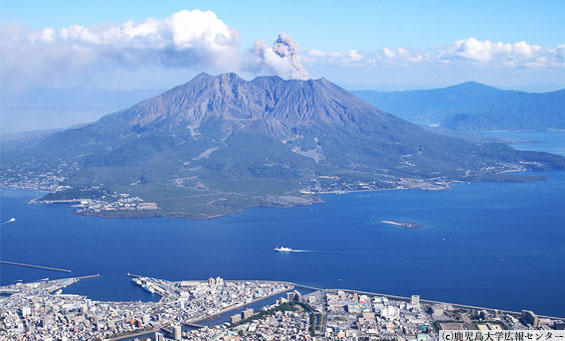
[[0, 275, 294, 339], [1, 131, 565, 317], [3, 274, 563, 340]]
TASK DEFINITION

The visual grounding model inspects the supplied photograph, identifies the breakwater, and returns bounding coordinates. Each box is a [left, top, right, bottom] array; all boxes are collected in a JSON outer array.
[[0, 260, 72, 273]]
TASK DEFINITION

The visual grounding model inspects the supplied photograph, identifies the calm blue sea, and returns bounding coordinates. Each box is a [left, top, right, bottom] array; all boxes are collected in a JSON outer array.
[[485, 130, 565, 156], [1, 131, 564, 316]]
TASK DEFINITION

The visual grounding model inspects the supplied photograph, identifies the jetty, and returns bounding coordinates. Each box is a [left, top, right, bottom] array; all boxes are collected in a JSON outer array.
[[0, 260, 72, 273]]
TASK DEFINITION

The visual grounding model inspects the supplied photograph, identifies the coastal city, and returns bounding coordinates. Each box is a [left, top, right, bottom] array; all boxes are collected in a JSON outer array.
[[1, 275, 563, 340], [2, 1, 565, 341]]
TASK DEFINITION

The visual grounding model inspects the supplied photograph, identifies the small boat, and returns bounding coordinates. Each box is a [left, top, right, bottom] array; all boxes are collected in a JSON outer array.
[[274, 246, 293, 252]]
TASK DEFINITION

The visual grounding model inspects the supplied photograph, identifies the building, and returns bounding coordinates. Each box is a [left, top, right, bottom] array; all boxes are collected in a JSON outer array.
[[521, 310, 539, 327], [230, 314, 242, 324], [40, 316, 52, 328], [208, 277, 216, 285], [21, 306, 31, 317], [173, 325, 182, 340], [411, 295, 420, 306], [242, 308, 254, 320], [287, 290, 302, 302], [215, 276, 224, 286], [154, 332, 165, 341]]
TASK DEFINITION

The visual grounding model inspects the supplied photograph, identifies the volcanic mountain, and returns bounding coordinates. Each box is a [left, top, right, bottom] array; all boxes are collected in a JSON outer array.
[[2, 73, 564, 217]]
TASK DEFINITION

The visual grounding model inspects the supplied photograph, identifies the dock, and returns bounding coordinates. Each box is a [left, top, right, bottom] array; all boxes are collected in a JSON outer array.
[[0, 260, 72, 273]]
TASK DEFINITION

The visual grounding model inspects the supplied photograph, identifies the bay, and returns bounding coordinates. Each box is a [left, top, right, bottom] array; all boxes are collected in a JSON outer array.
[[1, 131, 564, 316]]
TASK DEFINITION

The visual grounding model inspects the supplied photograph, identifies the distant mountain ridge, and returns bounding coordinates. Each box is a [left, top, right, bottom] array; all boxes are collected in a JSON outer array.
[[354, 82, 565, 132], [2, 73, 564, 218]]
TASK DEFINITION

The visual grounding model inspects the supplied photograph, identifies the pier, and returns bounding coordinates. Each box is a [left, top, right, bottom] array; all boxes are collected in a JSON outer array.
[[0, 260, 72, 273], [67, 273, 100, 280]]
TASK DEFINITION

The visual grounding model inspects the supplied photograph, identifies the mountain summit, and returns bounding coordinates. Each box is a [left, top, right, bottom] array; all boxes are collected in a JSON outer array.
[[112, 72, 387, 131], [2, 73, 564, 218]]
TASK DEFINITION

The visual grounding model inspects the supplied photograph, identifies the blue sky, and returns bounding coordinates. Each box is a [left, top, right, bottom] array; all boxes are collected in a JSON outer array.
[[1, 1, 564, 132], [2, 0, 565, 50]]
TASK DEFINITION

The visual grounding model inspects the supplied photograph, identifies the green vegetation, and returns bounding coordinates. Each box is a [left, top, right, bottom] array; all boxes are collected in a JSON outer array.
[[231, 301, 314, 328], [308, 312, 323, 336], [2, 73, 564, 219], [41, 187, 109, 201], [108, 326, 155, 339]]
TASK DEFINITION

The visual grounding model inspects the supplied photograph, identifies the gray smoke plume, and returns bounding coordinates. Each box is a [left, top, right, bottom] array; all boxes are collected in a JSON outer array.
[[250, 33, 309, 80]]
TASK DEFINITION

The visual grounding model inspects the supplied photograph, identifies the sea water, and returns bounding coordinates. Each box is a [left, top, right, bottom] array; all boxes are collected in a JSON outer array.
[[1, 131, 564, 316]]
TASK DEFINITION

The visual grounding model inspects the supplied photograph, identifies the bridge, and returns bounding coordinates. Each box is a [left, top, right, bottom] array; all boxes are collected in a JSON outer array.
[[183, 322, 206, 329]]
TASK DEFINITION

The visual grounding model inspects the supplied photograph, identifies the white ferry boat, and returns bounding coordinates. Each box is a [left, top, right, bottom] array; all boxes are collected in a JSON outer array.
[[274, 246, 293, 252]]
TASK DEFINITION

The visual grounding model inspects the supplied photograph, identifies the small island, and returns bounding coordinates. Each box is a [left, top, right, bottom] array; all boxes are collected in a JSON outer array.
[[380, 220, 422, 229]]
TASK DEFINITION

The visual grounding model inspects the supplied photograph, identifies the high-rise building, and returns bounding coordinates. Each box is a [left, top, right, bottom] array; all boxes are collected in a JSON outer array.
[[411, 295, 420, 306], [286, 290, 302, 302], [208, 277, 216, 285], [242, 308, 254, 320], [154, 332, 165, 341], [21, 306, 31, 317], [230, 314, 242, 324], [40, 316, 52, 328], [173, 325, 182, 340], [215, 276, 224, 286], [520, 310, 539, 327]]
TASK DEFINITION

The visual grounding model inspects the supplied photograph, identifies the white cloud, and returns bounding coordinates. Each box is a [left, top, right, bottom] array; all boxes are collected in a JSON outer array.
[[0, 10, 308, 90], [25, 9, 238, 58], [2, 8, 564, 93], [304, 38, 565, 69], [439, 38, 549, 66], [304, 49, 371, 66]]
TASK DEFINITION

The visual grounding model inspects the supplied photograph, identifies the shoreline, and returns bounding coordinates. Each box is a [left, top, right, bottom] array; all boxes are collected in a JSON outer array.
[[0, 172, 553, 220], [5, 276, 564, 322]]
